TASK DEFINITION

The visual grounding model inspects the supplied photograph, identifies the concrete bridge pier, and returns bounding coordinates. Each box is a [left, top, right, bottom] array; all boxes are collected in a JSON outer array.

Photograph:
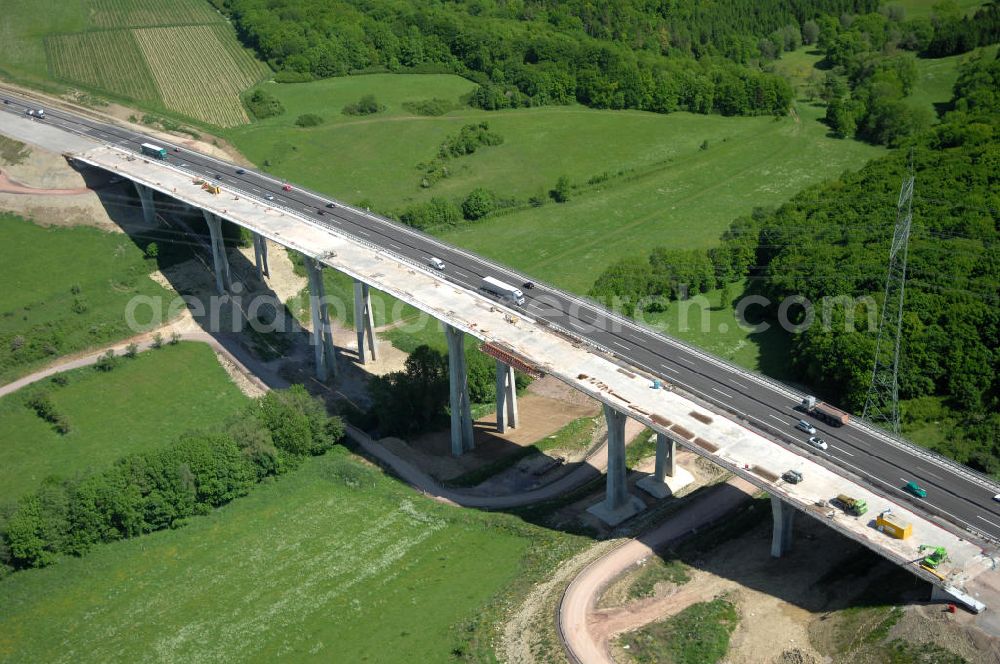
[[305, 258, 337, 381], [638, 432, 694, 498], [495, 361, 519, 433], [770, 495, 795, 557], [134, 182, 156, 226], [587, 405, 646, 526], [202, 211, 232, 295], [445, 324, 474, 455], [252, 232, 269, 279], [353, 280, 377, 364]]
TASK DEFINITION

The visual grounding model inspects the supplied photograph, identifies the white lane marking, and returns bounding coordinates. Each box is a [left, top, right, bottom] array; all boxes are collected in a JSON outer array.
[[660, 364, 680, 374], [728, 378, 749, 389], [569, 321, 586, 331], [612, 341, 630, 351], [918, 467, 943, 481], [388, 242, 402, 250], [768, 414, 787, 424], [357, 230, 370, 237], [977, 515, 1000, 530], [712, 387, 734, 399], [677, 355, 696, 365], [831, 445, 854, 457]]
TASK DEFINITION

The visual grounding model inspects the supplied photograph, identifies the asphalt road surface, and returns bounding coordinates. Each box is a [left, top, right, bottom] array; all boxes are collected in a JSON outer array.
[[3, 92, 998, 542]]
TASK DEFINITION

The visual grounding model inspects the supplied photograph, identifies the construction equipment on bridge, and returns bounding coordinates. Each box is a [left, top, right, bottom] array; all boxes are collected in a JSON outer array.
[[479, 342, 544, 379], [919, 544, 949, 568], [920, 563, 947, 580], [801, 396, 850, 426], [835, 494, 869, 516], [876, 510, 913, 540], [202, 182, 221, 195], [782, 469, 803, 484]]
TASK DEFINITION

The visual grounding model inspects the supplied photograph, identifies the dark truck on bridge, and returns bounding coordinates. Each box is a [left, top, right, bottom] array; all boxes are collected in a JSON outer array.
[[801, 395, 850, 426]]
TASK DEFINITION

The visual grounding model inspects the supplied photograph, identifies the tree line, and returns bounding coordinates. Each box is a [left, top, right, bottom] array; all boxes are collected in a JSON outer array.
[[0, 386, 344, 572], [588, 51, 999, 473], [204, 0, 897, 117]]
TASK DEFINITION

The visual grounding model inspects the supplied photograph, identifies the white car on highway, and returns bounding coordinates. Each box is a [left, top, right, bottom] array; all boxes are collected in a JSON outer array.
[[796, 419, 817, 435], [808, 436, 828, 451]]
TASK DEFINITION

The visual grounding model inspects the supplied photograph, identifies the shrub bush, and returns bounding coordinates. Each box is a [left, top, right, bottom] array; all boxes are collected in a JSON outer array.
[[294, 113, 324, 127], [243, 89, 285, 120], [462, 188, 498, 220], [342, 94, 384, 116]]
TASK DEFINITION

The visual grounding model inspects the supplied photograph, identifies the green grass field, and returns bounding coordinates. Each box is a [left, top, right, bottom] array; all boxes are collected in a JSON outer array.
[[227, 73, 884, 293], [0, 446, 570, 663], [0, 341, 249, 504], [620, 597, 739, 664], [889, 0, 988, 18], [0, 214, 175, 383], [908, 44, 999, 115], [0, 0, 268, 127]]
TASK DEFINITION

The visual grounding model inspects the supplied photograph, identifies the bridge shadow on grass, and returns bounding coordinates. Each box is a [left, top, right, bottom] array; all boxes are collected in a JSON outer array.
[[70, 161, 366, 394]]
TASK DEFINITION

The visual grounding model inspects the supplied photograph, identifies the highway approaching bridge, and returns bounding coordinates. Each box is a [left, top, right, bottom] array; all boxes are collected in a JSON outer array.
[[2, 89, 997, 609]]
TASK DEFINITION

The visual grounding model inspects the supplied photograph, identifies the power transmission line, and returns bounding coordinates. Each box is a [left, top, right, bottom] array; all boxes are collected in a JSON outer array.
[[863, 151, 914, 435]]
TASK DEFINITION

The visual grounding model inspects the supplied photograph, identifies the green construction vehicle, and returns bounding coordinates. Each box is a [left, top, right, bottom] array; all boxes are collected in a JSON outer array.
[[836, 494, 868, 516], [918, 545, 949, 569]]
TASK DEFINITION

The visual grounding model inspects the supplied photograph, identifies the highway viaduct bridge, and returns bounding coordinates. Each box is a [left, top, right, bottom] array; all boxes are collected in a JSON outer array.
[[2, 90, 998, 611]]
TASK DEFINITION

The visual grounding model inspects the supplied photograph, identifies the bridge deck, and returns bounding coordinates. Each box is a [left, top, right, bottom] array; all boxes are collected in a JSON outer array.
[[67, 143, 996, 600]]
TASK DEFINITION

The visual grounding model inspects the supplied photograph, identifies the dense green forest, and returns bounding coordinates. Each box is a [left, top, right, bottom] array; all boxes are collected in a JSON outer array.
[[590, 52, 999, 472], [209, 0, 892, 116]]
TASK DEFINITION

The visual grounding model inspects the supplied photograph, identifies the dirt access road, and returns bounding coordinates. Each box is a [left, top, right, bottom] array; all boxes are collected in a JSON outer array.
[[559, 478, 757, 664]]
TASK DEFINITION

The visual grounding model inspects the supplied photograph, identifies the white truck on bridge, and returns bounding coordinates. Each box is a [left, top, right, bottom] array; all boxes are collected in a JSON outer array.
[[481, 276, 525, 306]]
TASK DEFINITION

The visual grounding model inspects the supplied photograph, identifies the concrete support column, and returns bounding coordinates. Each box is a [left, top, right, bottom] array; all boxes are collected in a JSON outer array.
[[654, 432, 675, 480], [604, 404, 629, 510], [586, 404, 645, 525], [305, 258, 337, 382], [445, 324, 474, 455], [353, 280, 378, 364], [202, 211, 232, 295], [252, 233, 270, 279], [770, 495, 795, 558], [134, 182, 156, 226], [495, 361, 519, 433]]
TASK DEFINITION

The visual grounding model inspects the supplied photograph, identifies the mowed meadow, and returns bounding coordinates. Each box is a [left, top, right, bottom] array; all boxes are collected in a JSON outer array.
[[0, 0, 268, 126], [0, 446, 575, 663], [0, 342, 250, 503], [227, 72, 885, 292]]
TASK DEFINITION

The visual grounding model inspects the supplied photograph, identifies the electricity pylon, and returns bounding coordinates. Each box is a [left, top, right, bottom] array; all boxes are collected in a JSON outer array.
[[863, 155, 914, 435]]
